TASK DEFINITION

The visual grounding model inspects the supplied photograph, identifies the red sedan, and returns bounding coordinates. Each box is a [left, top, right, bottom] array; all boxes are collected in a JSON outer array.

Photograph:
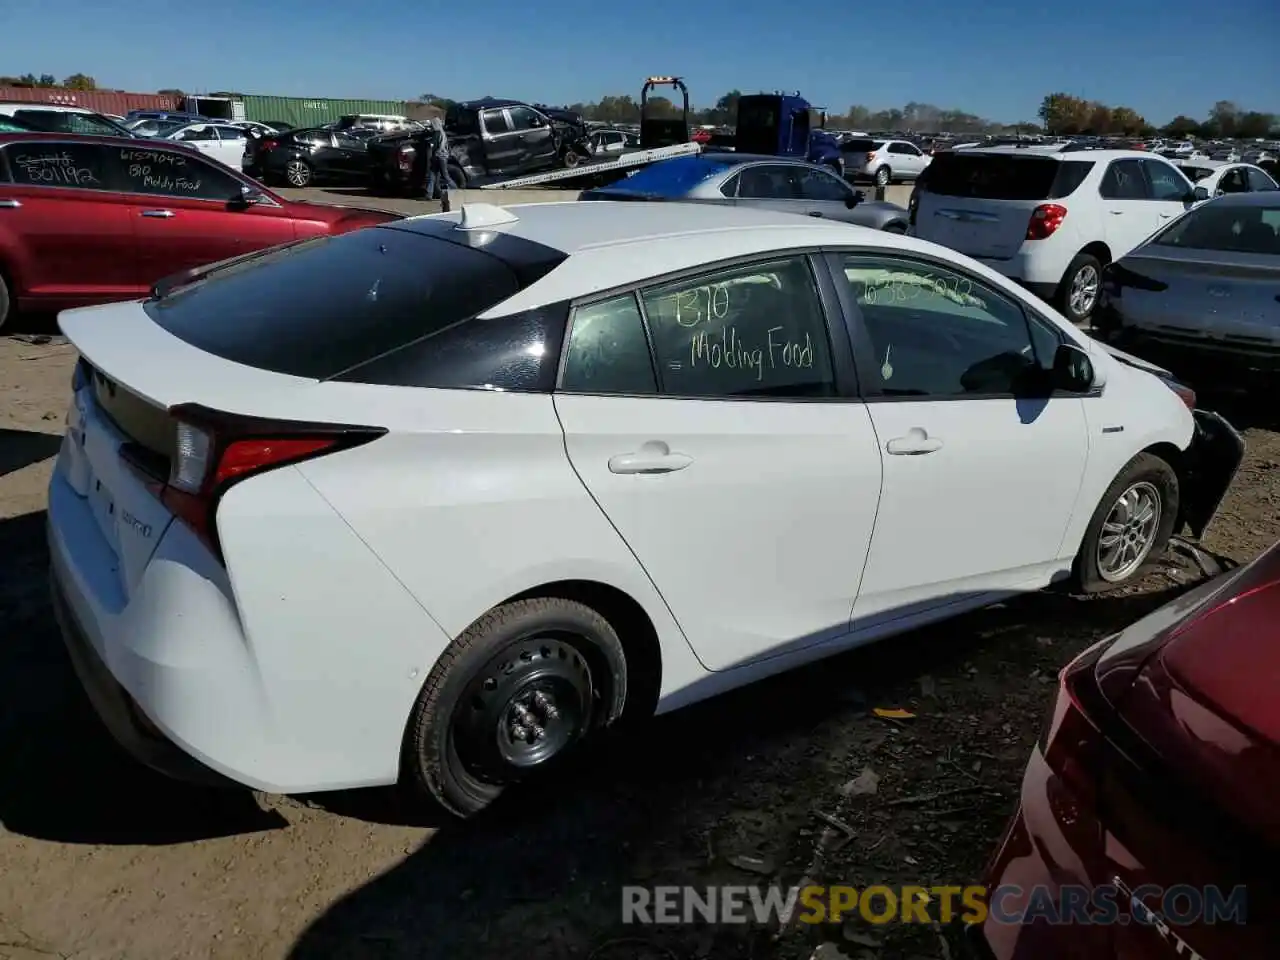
[[974, 540, 1278, 958], [0, 132, 400, 329]]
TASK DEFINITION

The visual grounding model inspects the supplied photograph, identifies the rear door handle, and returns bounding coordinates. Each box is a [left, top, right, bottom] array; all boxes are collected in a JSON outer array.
[[140, 209, 175, 218], [1108, 210, 1125, 215], [608, 441, 693, 475], [808, 211, 824, 217], [886, 428, 943, 456], [0, 198, 20, 209]]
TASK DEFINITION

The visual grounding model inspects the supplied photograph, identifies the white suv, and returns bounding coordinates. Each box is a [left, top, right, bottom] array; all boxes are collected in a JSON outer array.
[[840, 137, 932, 186], [911, 148, 1200, 324]]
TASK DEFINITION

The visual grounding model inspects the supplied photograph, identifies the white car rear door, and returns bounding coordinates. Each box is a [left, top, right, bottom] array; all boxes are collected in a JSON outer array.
[[829, 252, 1089, 622], [1141, 157, 1196, 228], [554, 254, 884, 672], [212, 125, 248, 169]]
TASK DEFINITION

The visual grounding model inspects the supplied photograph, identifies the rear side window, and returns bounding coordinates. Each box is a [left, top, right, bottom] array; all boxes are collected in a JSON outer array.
[[3, 142, 109, 189], [924, 154, 1093, 200], [841, 139, 883, 153], [144, 225, 570, 389]]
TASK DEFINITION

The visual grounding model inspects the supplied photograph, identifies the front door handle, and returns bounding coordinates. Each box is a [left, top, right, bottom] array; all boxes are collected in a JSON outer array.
[[608, 441, 693, 475], [141, 209, 175, 218], [1108, 210, 1125, 215], [1157, 213, 1173, 219], [0, 198, 20, 209], [886, 428, 943, 456], [808, 211, 824, 217]]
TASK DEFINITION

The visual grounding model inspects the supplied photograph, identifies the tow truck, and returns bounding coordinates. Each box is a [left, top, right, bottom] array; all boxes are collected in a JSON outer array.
[[480, 80, 845, 190]]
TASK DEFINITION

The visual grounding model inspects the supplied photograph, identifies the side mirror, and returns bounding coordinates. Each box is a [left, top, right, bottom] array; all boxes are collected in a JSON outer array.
[[1192, 186, 1209, 202], [848, 189, 865, 208], [231, 185, 265, 208], [1052, 343, 1095, 393]]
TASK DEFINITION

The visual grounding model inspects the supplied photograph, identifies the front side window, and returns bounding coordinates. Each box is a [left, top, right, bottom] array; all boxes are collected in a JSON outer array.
[[797, 167, 852, 202], [118, 149, 243, 201], [837, 254, 1043, 397], [1100, 159, 1148, 200], [506, 107, 541, 131], [560, 294, 657, 394], [3, 142, 110, 190], [215, 126, 246, 142], [175, 125, 218, 142], [640, 257, 837, 399], [1143, 160, 1191, 201]]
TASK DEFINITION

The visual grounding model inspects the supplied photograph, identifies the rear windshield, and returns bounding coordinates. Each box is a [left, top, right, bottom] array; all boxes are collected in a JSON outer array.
[[144, 225, 570, 389], [599, 155, 734, 195], [1178, 165, 1215, 182], [924, 153, 1094, 200], [1153, 203, 1280, 255], [12, 109, 129, 138], [841, 139, 884, 153]]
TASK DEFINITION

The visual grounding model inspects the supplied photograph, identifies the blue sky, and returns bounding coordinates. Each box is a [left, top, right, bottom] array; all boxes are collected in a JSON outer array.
[[2, 0, 1276, 124]]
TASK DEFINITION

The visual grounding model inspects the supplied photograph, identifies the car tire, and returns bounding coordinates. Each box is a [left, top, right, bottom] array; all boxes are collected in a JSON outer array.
[[1055, 253, 1103, 325], [402, 597, 628, 818], [563, 149, 582, 168], [874, 166, 892, 187], [0, 270, 10, 332], [447, 161, 467, 189], [284, 159, 313, 188], [1073, 453, 1179, 593]]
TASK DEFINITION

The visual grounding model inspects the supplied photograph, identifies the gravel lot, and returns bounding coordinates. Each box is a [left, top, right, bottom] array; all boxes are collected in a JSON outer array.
[[2, 276, 1277, 958]]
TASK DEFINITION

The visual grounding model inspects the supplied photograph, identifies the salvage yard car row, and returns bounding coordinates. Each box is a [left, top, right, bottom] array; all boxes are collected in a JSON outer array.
[[1, 92, 1278, 960]]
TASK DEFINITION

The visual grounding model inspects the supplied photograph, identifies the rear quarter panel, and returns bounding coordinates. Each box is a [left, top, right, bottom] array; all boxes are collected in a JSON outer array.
[[292, 385, 708, 706]]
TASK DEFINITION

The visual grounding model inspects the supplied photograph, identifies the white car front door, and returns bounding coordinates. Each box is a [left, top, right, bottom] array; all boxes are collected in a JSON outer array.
[[1141, 157, 1196, 228], [554, 255, 884, 672], [830, 252, 1090, 622]]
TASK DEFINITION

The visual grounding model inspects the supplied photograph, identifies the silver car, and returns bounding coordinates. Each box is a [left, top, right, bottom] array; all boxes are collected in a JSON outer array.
[[1097, 191, 1280, 388], [579, 153, 909, 232]]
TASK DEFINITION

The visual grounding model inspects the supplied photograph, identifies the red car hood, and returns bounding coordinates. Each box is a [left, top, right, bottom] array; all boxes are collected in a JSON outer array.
[[1118, 546, 1280, 844]]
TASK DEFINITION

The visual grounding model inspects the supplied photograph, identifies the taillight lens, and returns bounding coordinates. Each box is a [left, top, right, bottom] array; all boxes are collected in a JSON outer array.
[[1026, 203, 1068, 240], [865, 151, 877, 163], [127, 405, 384, 559], [262, 139, 278, 151]]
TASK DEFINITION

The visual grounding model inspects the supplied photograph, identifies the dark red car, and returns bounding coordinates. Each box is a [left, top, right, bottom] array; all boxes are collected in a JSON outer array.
[[974, 541, 1278, 958], [0, 132, 400, 329]]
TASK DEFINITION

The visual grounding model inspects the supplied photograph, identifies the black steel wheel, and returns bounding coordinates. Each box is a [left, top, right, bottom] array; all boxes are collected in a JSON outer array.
[[403, 597, 628, 817]]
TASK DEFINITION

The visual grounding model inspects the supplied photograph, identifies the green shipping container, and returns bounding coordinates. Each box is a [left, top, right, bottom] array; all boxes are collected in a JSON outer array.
[[240, 95, 410, 129]]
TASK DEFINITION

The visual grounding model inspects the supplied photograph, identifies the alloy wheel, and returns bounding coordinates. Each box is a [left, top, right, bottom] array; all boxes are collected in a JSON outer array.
[[285, 160, 311, 187], [1069, 264, 1100, 318], [1097, 481, 1161, 582]]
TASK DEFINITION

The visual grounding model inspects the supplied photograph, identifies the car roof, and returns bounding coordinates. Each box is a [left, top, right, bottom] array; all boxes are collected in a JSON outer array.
[[1176, 158, 1226, 168], [693, 151, 837, 168], [0, 102, 94, 114], [961, 147, 1153, 162], [0, 131, 199, 152]]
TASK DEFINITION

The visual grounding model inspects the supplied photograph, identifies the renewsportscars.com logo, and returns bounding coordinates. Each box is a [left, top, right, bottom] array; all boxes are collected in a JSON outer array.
[[621, 883, 1248, 928]]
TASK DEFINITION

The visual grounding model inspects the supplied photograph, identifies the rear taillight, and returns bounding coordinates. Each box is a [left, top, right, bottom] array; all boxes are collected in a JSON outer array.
[[1039, 638, 1114, 806], [127, 404, 384, 558], [262, 139, 278, 151], [865, 151, 877, 163], [1025, 203, 1067, 240]]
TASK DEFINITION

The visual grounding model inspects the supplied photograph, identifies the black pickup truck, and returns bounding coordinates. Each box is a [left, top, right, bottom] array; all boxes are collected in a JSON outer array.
[[367, 98, 588, 194]]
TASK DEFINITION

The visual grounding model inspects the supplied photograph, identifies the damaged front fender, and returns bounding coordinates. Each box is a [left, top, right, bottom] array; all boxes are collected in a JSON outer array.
[[1179, 409, 1245, 539]]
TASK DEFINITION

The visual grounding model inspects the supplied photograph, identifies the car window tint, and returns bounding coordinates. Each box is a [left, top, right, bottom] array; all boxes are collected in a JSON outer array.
[[1247, 168, 1277, 191], [4, 142, 110, 190], [1100, 160, 1148, 199], [117, 148, 240, 201], [798, 167, 851, 201], [719, 172, 740, 198], [145, 225, 569, 385], [736, 164, 800, 200], [483, 109, 511, 134], [13, 109, 119, 137], [1154, 204, 1280, 255], [1144, 160, 1190, 200], [839, 255, 1040, 397], [507, 107, 540, 131], [561, 294, 657, 394], [641, 256, 837, 399], [215, 126, 246, 141]]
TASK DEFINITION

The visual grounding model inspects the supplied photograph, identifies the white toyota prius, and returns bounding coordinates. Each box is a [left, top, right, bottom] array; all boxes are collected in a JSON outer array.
[[47, 201, 1243, 817]]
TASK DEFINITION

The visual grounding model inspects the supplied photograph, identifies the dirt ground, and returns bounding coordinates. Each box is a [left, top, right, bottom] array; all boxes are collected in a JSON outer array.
[[2, 313, 1277, 960]]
